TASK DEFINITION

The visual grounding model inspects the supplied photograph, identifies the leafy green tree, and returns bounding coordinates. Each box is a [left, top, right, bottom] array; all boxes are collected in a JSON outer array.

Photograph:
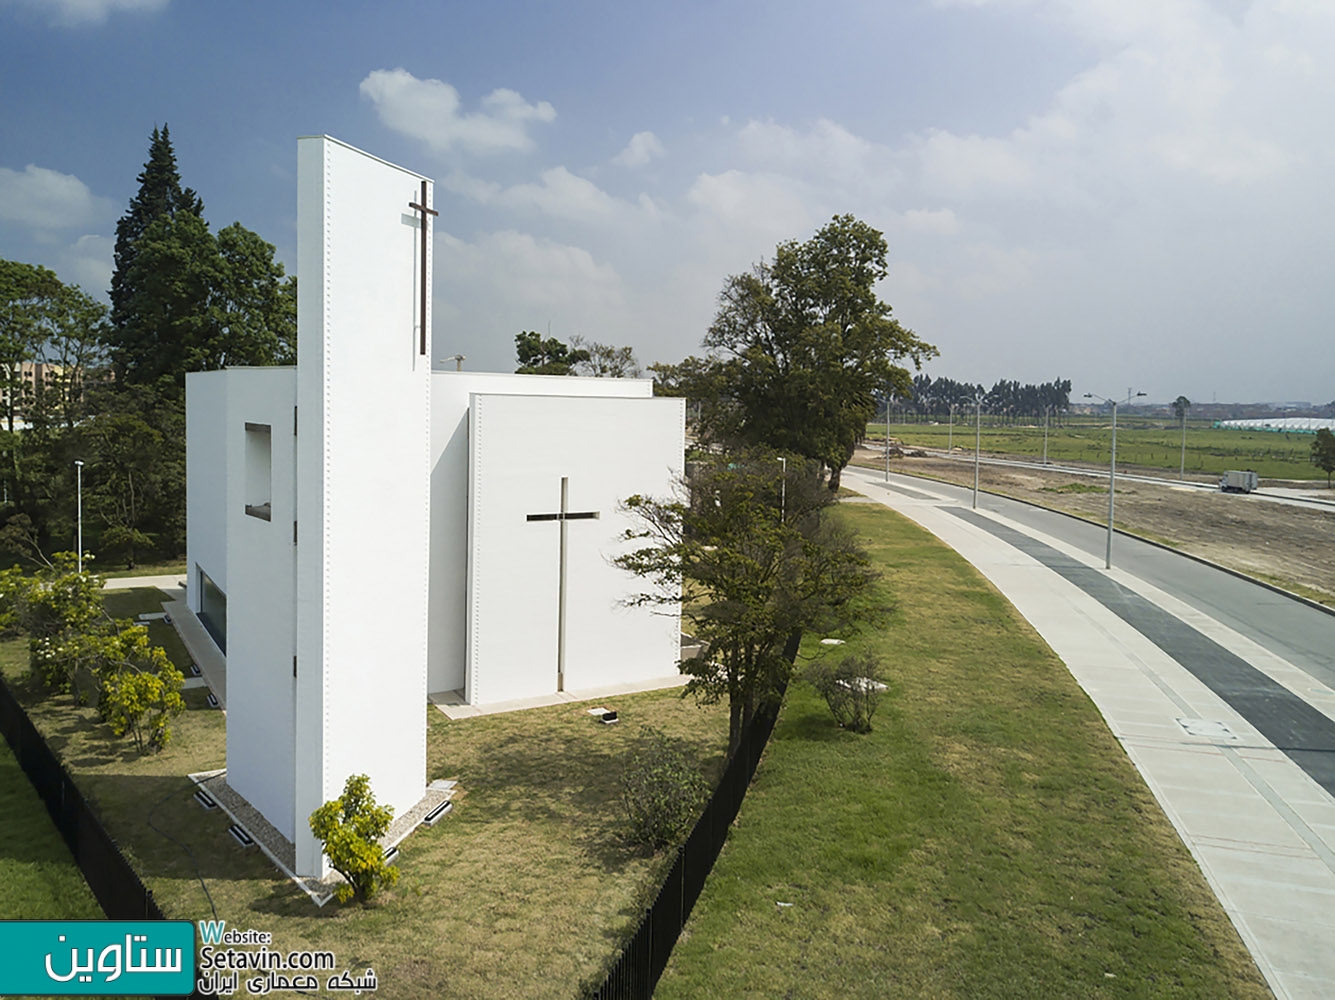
[[514, 331, 590, 375], [213, 223, 297, 366], [110, 124, 202, 329], [647, 355, 734, 451], [1172, 395, 1191, 423], [95, 625, 185, 752], [617, 450, 881, 755], [1312, 428, 1335, 487], [309, 774, 401, 904], [570, 336, 640, 378], [704, 215, 937, 489]]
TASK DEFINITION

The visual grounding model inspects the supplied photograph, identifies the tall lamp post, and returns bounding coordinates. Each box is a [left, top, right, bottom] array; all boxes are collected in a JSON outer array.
[[973, 395, 982, 510], [1084, 390, 1145, 569], [1042, 405, 1050, 466], [777, 456, 786, 521], [74, 460, 84, 575], [884, 392, 892, 482]]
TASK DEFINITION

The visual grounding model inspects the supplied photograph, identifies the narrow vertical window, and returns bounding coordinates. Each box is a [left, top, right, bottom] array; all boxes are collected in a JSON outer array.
[[244, 422, 272, 520]]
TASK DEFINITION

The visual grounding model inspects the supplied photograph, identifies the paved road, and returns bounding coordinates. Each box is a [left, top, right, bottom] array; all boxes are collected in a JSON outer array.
[[864, 468, 1335, 690], [844, 466, 1335, 1000], [910, 449, 1335, 511]]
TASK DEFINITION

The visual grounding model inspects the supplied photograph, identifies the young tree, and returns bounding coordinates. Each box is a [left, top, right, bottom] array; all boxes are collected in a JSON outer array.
[[16, 553, 106, 698], [1173, 395, 1191, 479], [1312, 428, 1335, 487], [309, 774, 401, 904], [514, 331, 590, 375], [617, 451, 881, 755], [95, 625, 185, 752], [704, 215, 937, 489]]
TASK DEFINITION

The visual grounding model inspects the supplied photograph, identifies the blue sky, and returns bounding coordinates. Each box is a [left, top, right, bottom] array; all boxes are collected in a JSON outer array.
[[1, 0, 1331, 403]]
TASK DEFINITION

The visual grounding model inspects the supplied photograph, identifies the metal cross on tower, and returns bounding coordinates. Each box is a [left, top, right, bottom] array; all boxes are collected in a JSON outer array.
[[407, 180, 437, 357], [526, 476, 600, 692]]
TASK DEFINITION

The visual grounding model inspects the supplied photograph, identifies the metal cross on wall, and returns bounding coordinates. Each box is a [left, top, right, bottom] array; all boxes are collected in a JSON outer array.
[[526, 476, 600, 692], [407, 180, 437, 356]]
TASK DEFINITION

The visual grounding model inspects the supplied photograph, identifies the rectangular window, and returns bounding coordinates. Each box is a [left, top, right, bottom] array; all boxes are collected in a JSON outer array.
[[244, 422, 272, 520], [198, 567, 227, 654]]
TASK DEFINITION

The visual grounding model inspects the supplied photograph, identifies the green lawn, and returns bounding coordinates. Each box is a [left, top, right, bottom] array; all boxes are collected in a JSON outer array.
[[0, 586, 729, 999], [655, 502, 1269, 999], [0, 736, 103, 920], [869, 416, 1324, 481]]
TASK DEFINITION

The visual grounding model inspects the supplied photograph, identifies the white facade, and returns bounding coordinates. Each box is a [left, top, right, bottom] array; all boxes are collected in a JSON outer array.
[[184, 137, 684, 878]]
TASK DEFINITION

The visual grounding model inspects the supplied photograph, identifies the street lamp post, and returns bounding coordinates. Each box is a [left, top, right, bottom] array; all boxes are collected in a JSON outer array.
[[1084, 390, 1145, 569], [884, 393, 891, 483], [973, 396, 982, 510], [777, 456, 786, 521], [438, 354, 466, 371], [1179, 406, 1188, 480], [1042, 405, 1050, 465], [74, 460, 83, 574]]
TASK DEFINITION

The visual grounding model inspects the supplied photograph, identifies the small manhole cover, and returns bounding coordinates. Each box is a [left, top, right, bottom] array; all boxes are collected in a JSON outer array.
[[1176, 718, 1238, 740]]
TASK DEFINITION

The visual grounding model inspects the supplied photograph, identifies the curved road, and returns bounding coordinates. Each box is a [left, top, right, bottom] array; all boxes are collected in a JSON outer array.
[[845, 466, 1335, 1000]]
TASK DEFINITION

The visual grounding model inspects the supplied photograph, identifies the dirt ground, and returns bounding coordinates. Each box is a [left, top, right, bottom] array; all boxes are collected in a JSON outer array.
[[850, 447, 1335, 607]]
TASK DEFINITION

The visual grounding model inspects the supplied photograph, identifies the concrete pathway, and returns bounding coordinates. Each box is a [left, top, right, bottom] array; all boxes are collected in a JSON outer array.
[[844, 467, 1335, 1000]]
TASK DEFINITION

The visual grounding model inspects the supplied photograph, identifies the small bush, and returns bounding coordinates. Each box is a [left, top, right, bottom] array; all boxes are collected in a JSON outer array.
[[621, 727, 709, 850], [310, 774, 400, 904], [808, 652, 886, 733]]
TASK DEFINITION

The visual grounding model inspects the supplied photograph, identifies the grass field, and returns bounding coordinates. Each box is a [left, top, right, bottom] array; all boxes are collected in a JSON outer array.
[[0, 737, 102, 920], [868, 416, 1323, 481], [655, 502, 1269, 998], [0, 586, 728, 999]]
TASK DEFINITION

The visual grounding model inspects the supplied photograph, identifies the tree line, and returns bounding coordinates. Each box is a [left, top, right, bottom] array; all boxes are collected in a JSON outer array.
[[891, 374, 1074, 423], [0, 124, 294, 570]]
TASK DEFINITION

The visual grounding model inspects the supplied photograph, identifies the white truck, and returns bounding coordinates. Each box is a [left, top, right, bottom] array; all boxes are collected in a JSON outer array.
[[1219, 470, 1259, 493]]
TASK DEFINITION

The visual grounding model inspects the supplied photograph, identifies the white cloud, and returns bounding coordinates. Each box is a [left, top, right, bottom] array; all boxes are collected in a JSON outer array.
[[686, 170, 813, 235], [359, 69, 555, 155], [613, 131, 665, 168], [61, 234, 113, 295], [0, 164, 114, 231], [903, 207, 962, 236], [1, 0, 168, 26], [438, 229, 623, 312], [442, 166, 655, 228]]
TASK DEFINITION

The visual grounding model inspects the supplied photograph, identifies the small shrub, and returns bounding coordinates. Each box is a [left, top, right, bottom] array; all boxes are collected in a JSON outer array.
[[310, 774, 400, 904], [621, 727, 709, 850], [808, 652, 886, 733]]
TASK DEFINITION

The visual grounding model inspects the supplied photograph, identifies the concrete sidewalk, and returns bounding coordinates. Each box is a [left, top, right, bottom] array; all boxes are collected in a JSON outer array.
[[845, 468, 1335, 1000]]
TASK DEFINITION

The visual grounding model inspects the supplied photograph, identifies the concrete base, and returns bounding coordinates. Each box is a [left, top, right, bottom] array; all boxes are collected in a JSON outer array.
[[430, 673, 688, 720]]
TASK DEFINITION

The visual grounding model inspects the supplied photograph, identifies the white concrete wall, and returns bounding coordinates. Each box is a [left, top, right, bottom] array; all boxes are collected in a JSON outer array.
[[294, 136, 432, 876], [427, 372, 652, 696], [185, 371, 228, 614], [221, 368, 298, 841], [466, 393, 684, 706]]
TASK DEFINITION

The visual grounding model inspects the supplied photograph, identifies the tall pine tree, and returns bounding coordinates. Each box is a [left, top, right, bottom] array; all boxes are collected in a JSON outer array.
[[109, 124, 202, 330]]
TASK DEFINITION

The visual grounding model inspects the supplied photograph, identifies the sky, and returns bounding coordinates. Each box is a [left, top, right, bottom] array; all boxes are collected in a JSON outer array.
[[1, 0, 1331, 405]]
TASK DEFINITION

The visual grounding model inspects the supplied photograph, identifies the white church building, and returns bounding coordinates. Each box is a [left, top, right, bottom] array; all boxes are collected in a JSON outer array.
[[183, 136, 684, 877]]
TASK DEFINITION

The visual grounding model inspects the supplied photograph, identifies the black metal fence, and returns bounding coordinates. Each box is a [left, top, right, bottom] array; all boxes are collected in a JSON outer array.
[[588, 698, 784, 1000], [0, 673, 164, 921]]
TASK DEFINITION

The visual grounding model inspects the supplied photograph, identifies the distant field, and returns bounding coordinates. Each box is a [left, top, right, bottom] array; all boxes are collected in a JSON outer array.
[[867, 416, 1322, 481]]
